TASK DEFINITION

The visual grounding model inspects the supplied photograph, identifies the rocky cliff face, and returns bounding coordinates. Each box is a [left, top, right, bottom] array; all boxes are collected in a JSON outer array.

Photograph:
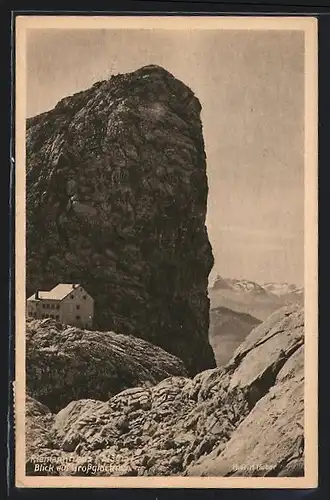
[[26, 317, 187, 412], [26, 64, 215, 375], [187, 303, 304, 477], [26, 304, 304, 477]]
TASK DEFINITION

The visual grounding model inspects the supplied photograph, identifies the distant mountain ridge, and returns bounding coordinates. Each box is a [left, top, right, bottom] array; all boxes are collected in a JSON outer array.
[[208, 275, 304, 321], [225, 278, 268, 295], [211, 275, 303, 296], [209, 306, 261, 366], [262, 282, 303, 295], [262, 282, 304, 303]]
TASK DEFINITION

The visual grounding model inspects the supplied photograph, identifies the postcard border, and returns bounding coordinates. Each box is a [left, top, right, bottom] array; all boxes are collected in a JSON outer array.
[[14, 14, 318, 489]]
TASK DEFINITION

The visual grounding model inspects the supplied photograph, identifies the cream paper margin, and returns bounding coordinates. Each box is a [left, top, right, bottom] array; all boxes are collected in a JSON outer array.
[[14, 15, 318, 489]]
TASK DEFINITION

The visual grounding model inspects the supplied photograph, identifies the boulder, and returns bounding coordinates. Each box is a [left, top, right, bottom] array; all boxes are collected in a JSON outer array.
[[26, 318, 187, 412]]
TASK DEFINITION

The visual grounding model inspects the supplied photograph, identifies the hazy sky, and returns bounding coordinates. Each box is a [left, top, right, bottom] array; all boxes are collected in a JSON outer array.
[[26, 28, 305, 285]]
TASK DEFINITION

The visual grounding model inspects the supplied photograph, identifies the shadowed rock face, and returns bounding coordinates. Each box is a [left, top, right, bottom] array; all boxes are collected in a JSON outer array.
[[26, 64, 215, 375]]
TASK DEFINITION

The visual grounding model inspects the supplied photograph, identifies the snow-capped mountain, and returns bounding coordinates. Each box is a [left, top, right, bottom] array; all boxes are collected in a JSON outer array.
[[212, 275, 233, 290], [208, 274, 304, 320], [262, 282, 304, 297], [261, 282, 304, 307], [226, 278, 268, 295]]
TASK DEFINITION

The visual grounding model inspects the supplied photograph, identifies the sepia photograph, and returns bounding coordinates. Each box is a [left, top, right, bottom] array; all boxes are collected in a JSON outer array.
[[15, 15, 318, 488]]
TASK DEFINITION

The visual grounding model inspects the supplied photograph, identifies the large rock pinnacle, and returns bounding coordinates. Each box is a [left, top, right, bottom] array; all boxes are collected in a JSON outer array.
[[26, 64, 216, 374]]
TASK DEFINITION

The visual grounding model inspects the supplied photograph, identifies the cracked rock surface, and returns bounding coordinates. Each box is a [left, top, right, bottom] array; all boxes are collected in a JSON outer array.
[[187, 304, 304, 477], [26, 317, 187, 413], [26, 304, 304, 477]]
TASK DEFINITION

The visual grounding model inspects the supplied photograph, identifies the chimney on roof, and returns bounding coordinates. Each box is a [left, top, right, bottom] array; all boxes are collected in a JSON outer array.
[[72, 284, 75, 289], [35, 290, 39, 300]]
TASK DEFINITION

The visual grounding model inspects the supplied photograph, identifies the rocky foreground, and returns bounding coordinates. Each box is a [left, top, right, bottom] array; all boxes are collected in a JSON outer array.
[[26, 304, 304, 477], [26, 317, 187, 413], [26, 64, 215, 375]]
